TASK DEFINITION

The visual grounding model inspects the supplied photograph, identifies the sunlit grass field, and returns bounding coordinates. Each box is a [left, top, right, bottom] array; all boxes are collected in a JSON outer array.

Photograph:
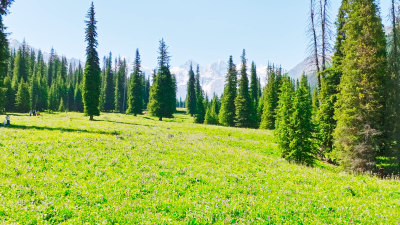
[[0, 111, 399, 224]]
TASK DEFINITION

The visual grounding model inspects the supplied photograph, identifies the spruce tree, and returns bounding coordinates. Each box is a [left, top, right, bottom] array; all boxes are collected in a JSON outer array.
[[384, 0, 400, 165], [334, 0, 387, 172], [194, 66, 205, 123], [0, 0, 13, 113], [127, 49, 144, 116], [186, 63, 196, 116], [82, 2, 101, 120], [260, 67, 278, 129], [74, 83, 83, 112], [143, 75, 150, 109], [219, 56, 237, 126], [275, 76, 295, 159], [148, 39, 176, 120], [15, 81, 30, 112], [115, 58, 127, 113], [205, 95, 220, 125], [249, 62, 259, 104], [235, 50, 255, 128], [103, 52, 114, 111], [288, 75, 316, 165], [317, 0, 348, 159]]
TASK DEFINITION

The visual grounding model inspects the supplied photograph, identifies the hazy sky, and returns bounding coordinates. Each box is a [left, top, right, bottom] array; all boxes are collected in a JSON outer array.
[[3, 0, 392, 70]]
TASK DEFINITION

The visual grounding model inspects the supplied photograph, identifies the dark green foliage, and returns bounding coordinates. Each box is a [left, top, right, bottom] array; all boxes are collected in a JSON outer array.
[[82, 2, 101, 120], [288, 75, 316, 165], [186, 63, 196, 116], [114, 58, 127, 113], [275, 77, 295, 159], [143, 75, 150, 109], [384, 0, 400, 165], [74, 83, 83, 112], [194, 67, 205, 124], [102, 52, 114, 111], [127, 49, 144, 116], [249, 62, 259, 105], [67, 84, 74, 111], [260, 65, 280, 129], [148, 39, 176, 121], [334, 0, 387, 172], [58, 98, 65, 112], [317, 0, 348, 160], [13, 43, 29, 82], [205, 95, 220, 125], [235, 50, 256, 128], [219, 56, 237, 127], [15, 81, 30, 112]]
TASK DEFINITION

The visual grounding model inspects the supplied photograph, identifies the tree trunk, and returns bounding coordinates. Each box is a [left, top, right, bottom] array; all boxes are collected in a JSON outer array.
[[159, 116, 162, 121], [89, 115, 94, 121]]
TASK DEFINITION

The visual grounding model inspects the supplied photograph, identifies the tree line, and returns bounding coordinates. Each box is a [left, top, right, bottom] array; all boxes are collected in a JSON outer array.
[[185, 0, 400, 175], [0, 2, 176, 122]]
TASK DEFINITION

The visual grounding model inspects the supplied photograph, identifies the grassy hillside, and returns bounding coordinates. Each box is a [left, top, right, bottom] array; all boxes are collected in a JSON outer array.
[[0, 112, 399, 224]]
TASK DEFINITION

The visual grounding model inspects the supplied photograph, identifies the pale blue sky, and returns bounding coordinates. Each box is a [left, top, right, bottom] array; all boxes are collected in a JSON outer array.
[[3, 0, 392, 70]]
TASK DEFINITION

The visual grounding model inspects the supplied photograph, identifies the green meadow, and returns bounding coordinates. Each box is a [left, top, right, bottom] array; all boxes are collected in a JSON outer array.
[[0, 112, 399, 224]]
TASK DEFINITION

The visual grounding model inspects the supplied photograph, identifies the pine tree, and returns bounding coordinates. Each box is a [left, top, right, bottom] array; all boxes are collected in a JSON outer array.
[[205, 95, 220, 125], [127, 49, 144, 116], [194, 66, 205, 123], [82, 2, 101, 120], [275, 77, 295, 154], [235, 50, 255, 128], [250, 62, 259, 105], [15, 81, 30, 112], [74, 83, 83, 112], [58, 98, 65, 112], [334, 0, 387, 172], [384, 0, 400, 165], [260, 66, 278, 129], [288, 75, 316, 165], [143, 75, 150, 109], [115, 58, 127, 113], [0, 0, 13, 113], [186, 63, 196, 116], [103, 52, 114, 111], [219, 56, 237, 126], [148, 39, 176, 121], [317, 0, 348, 159]]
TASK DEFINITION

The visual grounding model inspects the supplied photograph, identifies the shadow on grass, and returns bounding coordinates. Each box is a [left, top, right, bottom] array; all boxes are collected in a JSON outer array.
[[4, 124, 120, 135], [101, 119, 155, 128]]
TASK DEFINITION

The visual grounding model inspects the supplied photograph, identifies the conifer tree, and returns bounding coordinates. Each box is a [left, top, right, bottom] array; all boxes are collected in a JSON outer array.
[[250, 62, 259, 104], [288, 75, 316, 165], [334, 0, 387, 172], [127, 49, 144, 116], [15, 81, 30, 112], [194, 66, 205, 123], [205, 95, 220, 125], [143, 76, 150, 109], [219, 56, 237, 126], [115, 58, 127, 113], [384, 0, 400, 164], [275, 76, 295, 159], [58, 98, 65, 112], [186, 63, 196, 116], [317, 0, 348, 158], [74, 83, 83, 112], [148, 39, 176, 120], [82, 2, 101, 120], [235, 50, 255, 128], [0, 0, 13, 113], [260, 66, 278, 129], [103, 52, 114, 112]]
